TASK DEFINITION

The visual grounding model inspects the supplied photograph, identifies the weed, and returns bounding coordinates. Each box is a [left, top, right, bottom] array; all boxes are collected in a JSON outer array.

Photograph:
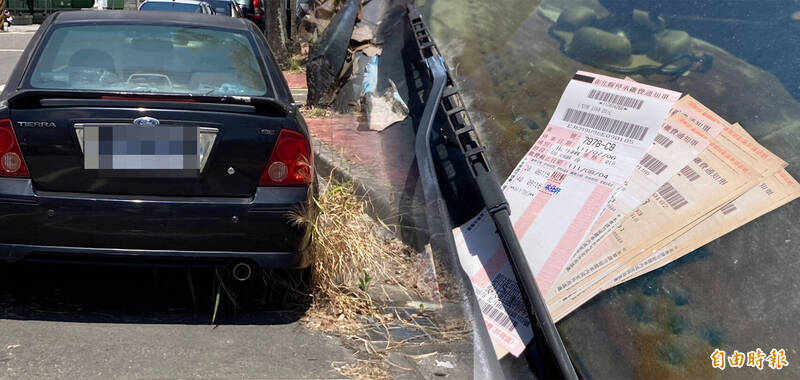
[[211, 283, 221, 325], [289, 57, 302, 71], [358, 270, 373, 292]]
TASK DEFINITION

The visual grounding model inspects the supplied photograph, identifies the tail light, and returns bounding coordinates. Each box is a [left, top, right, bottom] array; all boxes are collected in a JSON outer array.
[[259, 129, 312, 186], [0, 119, 29, 177], [253, 0, 262, 20]]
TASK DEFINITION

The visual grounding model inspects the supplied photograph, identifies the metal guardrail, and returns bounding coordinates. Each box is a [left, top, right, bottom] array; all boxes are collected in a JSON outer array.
[[407, 5, 578, 379]]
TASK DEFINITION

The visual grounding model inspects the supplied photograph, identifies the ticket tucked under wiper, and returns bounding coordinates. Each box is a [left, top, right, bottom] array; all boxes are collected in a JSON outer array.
[[454, 71, 680, 357]]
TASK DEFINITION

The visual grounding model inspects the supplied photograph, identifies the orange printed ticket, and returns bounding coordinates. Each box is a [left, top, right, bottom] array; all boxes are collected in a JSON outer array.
[[547, 124, 780, 317], [551, 169, 800, 321], [611, 170, 800, 285], [547, 123, 787, 320]]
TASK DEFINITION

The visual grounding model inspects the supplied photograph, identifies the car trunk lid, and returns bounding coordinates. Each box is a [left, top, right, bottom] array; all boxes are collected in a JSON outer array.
[[7, 92, 290, 197]]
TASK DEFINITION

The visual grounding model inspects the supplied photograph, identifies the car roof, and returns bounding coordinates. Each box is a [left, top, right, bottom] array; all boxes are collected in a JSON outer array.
[[51, 10, 250, 30]]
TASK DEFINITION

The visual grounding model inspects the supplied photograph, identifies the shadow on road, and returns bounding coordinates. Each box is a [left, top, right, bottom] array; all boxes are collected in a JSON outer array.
[[0, 261, 310, 325]]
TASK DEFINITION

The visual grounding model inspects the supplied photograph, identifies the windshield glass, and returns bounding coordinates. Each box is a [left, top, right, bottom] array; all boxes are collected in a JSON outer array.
[[28, 25, 269, 96], [209, 1, 231, 15], [139, 2, 203, 13]]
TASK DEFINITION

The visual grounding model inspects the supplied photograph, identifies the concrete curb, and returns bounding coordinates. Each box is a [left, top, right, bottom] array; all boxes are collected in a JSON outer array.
[[312, 137, 398, 228]]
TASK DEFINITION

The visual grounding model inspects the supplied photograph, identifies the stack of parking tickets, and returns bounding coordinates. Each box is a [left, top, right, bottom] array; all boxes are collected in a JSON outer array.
[[545, 92, 799, 322], [453, 71, 800, 358]]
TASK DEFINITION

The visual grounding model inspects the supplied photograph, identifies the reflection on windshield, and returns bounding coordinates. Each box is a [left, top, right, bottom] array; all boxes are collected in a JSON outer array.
[[29, 25, 268, 97]]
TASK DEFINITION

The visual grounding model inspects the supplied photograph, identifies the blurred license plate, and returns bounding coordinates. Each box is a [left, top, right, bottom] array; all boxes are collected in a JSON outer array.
[[83, 125, 199, 176]]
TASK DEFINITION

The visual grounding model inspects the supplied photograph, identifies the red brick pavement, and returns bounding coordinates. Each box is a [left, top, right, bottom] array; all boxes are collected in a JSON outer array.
[[306, 116, 389, 181], [282, 72, 307, 89], [293, 72, 412, 189]]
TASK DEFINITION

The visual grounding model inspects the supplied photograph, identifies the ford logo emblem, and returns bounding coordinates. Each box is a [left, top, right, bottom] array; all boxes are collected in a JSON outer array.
[[133, 117, 160, 127]]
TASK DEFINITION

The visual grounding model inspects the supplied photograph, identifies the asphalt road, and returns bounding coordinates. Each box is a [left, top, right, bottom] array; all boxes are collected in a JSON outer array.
[[0, 29, 33, 88], [0, 27, 356, 379], [1, 263, 354, 379]]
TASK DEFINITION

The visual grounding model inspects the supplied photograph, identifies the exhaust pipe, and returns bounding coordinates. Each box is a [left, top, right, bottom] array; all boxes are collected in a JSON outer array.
[[232, 262, 253, 282]]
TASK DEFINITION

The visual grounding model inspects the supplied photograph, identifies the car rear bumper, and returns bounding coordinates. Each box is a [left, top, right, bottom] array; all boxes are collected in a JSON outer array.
[[0, 178, 313, 268], [0, 244, 305, 268]]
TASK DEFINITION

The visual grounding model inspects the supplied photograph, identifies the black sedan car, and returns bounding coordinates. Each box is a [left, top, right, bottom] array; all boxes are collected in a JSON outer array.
[[0, 11, 314, 277]]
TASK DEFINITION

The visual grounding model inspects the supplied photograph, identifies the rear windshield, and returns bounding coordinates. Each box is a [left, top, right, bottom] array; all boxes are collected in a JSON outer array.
[[139, 2, 203, 13], [28, 24, 270, 97], [210, 1, 231, 15]]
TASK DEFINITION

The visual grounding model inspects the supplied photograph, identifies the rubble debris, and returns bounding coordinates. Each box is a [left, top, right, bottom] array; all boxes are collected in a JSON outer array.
[[332, 76, 362, 112], [296, 0, 312, 19], [297, 16, 321, 43], [306, 0, 360, 106], [305, 0, 388, 109], [332, 52, 370, 112], [361, 45, 382, 57], [364, 79, 408, 131], [351, 22, 375, 43], [352, 52, 371, 75], [314, 0, 336, 20], [360, 0, 390, 28]]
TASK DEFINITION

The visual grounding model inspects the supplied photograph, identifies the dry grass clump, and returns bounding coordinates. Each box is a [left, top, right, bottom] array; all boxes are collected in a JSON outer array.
[[292, 178, 416, 379], [336, 359, 395, 380], [300, 106, 338, 120], [290, 177, 467, 379], [300, 180, 406, 326]]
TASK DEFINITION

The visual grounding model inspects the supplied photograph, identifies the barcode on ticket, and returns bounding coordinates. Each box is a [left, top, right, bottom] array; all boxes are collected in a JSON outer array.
[[474, 273, 531, 332], [679, 166, 701, 181], [563, 108, 649, 140], [587, 89, 645, 110], [720, 203, 738, 215], [640, 153, 668, 175], [657, 182, 689, 210], [477, 296, 515, 331], [654, 133, 673, 148]]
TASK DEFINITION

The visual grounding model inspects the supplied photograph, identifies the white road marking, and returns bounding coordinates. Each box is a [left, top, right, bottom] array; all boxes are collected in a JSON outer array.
[[0, 49, 23, 52], [0, 84, 5, 92]]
